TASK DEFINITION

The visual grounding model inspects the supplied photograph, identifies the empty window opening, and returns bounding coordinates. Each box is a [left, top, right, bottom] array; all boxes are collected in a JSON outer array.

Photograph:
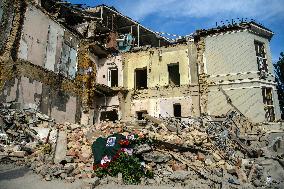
[[136, 111, 147, 120], [262, 87, 275, 122], [135, 68, 147, 90], [108, 68, 118, 87], [168, 63, 180, 86], [255, 41, 268, 74], [100, 110, 118, 122], [173, 104, 181, 119]]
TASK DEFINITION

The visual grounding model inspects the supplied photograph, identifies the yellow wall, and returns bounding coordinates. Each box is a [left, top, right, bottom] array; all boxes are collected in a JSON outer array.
[[123, 44, 193, 89]]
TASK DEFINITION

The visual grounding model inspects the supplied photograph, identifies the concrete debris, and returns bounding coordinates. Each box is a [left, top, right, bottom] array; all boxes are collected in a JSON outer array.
[[0, 102, 284, 188], [53, 131, 67, 164], [169, 170, 190, 181], [134, 144, 152, 154], [0, 102, 55, 157], [142, 151, 172, 163]]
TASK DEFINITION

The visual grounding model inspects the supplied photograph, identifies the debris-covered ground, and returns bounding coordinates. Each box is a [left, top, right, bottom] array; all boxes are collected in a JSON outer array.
[[0, 102, 284, 188]]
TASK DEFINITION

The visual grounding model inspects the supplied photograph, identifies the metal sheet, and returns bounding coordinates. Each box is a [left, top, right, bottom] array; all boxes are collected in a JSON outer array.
[[68, 48, 77, 79], [58, 42, 70, 77], [45, 25, 58, 71]]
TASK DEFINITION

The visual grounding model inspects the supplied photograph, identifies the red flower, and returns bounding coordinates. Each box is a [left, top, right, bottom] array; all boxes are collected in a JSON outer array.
[[119, 139, 130, 146], [93, 165, 97, 170], [124, 140, 130, 146], [113, 154, 119, 160], [98, 163, 109, 169], [118, 140, 124, 145]]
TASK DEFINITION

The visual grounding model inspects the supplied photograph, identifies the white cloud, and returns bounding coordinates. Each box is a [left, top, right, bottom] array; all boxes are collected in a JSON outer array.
[[116, 0, 284, 22]]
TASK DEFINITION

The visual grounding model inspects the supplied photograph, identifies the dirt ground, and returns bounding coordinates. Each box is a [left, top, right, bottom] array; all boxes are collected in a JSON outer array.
[[0, 163, 83, 189], [0, 164, 181, 189]]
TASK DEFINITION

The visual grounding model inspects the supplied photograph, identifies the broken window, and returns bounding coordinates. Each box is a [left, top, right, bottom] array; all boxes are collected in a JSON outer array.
[[173, 103, 181, 119], [168, 63, 180, 86], [100, 110, 118, 122], [135, 68, 147, 90], [108, 68, 118, 87], [136, 111, 147, 120], [255, 41, 268, 76], [262, 87, 275, 122]]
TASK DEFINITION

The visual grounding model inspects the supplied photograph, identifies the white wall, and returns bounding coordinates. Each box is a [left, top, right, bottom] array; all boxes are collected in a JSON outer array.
[[96, 55, 123, 87]]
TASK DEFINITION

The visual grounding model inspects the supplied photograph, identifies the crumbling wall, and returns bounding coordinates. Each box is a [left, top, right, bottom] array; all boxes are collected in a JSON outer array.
[[0, 0, 27, 89], [18, 3, 79, 78], [0, 0, 14, 54], [18, 4, 51, 67], [131, 96, 192, 119], [159, 96, 192, 118], [121, 44, 200, 121], [196, 37, 209, 115], [0, 61, 82, 123], [86, 50, 124, 123], [207, 86, 265, 122], [1, 76, 42, 104], [188, 42, 199, 84], [123, 44, 192, 89], [273, 89, 282, 120], [205, 31, 258, 75], [93, 95, 120, 123], [204, 30, 281, 122], [122, 85, 200, 121], [0, 0, 16, 56], [76, 42, 98, 124], [96, 55, 123, 87], [0, 1, 82, 124]]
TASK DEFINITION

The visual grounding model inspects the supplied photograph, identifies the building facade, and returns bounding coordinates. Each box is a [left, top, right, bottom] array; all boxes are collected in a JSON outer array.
[[0, 0, 281, 124]]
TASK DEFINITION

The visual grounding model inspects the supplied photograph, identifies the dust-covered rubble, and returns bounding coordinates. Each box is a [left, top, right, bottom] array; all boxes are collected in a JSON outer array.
[[0, 102, 284, 188]]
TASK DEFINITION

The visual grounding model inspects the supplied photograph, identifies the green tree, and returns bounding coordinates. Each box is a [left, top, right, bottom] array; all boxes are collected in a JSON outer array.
[[274, 52, 284, 119]]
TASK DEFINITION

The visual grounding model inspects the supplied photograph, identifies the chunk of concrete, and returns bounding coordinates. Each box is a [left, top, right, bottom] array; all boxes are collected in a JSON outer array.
[[142, 151, 171, 163], [54, 131, 67, 164], [10, 151, 27, 157], [134, 144, 152, 154], [31, 127, 57, 143], [169, 170, 190, 181]]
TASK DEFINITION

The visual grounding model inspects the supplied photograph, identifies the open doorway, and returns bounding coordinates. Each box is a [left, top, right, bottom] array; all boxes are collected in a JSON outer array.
[[168, 63, 180, 86], [136, 110, 147, 120], [173, 103, 181, 119], [108, 68, 118, 87], [100, 110, 118, 122], [135, 68, 147, 90]]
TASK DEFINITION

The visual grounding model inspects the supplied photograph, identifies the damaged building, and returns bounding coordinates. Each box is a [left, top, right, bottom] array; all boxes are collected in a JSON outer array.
[[0, 0, 281, 125]]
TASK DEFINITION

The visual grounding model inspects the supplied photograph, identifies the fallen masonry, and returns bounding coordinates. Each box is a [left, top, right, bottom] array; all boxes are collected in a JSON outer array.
[[0, 102, 284, 188]]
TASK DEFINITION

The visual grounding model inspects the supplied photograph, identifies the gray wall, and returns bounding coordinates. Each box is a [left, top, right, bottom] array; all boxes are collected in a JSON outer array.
[[204, 30, 280, 122], [0, 76, 81, 123], [204, 30, 273, 75], [18, 4, 78, 79]]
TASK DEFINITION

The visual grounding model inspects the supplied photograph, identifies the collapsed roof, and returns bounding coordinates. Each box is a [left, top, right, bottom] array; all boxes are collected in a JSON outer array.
[[38, 0, 274, 52], [39, 0, 171, 49]]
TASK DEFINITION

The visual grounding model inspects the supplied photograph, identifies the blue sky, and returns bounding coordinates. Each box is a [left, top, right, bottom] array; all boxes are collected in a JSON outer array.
[[69, 0, 284, 62]]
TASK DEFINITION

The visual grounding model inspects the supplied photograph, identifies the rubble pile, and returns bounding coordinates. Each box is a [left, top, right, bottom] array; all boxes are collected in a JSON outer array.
[[0, 102, 54, 159], [136, 112, 284, 188], [0, 102, 284, 188], [84, 111, 284, 188], [28, 122, 128, 182]]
